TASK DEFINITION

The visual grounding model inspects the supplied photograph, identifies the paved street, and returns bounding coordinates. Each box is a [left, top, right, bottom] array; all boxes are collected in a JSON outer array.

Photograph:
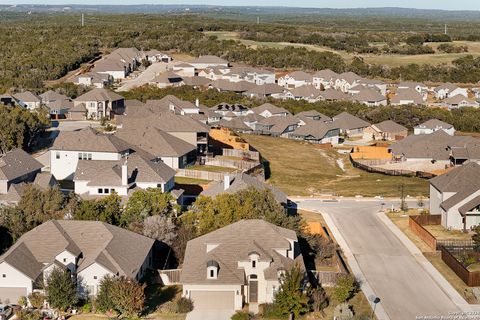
[[297, 199, 460, 320], [117, 61, 174, 91]]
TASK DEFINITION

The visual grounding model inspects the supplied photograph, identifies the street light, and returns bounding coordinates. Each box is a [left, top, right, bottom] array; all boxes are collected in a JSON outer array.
[[369, 295, 381, 319]]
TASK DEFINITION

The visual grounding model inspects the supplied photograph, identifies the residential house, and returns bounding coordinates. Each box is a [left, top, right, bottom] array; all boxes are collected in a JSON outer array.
[[181, 219, 304, 313], [0, 220, 154, 303], [0, 149, 46, 205], [217, 118, 253, 133], [221, 67, 276, 85], [334, 72, 363, 92], [332, 112, 371, 137], [277, 71, 313, 89], [145, 95, 200, 115], [115, 126, 197, 169], [92, 47, 141, 80], [389, 130, 479, 164], [73, 88, 125, 120], [434, 83, 468, 100], [254, 115, 299, 137], [173, 63, 196, 77], [243, 83, 285, 99], [73, 72, 112, 89], [414, 119, 455, 136], [209, 80, 255, 93], [357, 79, 388, 96], [150, 71, 184, 88], [312, 69, 338, 90], [251, 103, 290, 118], [285, 85, 322, 102], [443, 94, 479, 109], [141, 49, 172, 63], [363, 120, 408, 141], [50, 127, 132, 180], [390, 89, 425, 106], [74, 153, 175, 197], [182, 76, 212, 88], [317, 88, 352, 102], [295, 110, 332, 123], [198, 66, 229, 81], [430, 162, 480, 231], [13, 92, 41, 110], [290, 121, 340, 145], [397, 81, 428, 94], [190, 55, 229, 69], [352, 87, 387, 107], [39, 90, 73, 119], [39, 90, 69, 104]]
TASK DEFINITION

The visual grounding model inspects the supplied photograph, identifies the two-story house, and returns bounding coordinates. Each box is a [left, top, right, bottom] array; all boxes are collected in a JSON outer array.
[[73, 88, 125, 120], [0, 220, 154, 303], [181, 219, 304, 316]]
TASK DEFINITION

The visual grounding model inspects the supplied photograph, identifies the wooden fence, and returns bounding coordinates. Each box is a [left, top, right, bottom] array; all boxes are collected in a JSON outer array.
[[223, 148, 260, 161], [351, 158, 436, 179], [157, 269, 182, 285], [176, 169, 227, 182], [205, 158, 260, 171], [440, 246, 480, 287], [408, 215, 442, 251]]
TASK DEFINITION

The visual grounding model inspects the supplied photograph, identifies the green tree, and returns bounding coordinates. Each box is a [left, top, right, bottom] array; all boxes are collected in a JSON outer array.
[[74, 193, 122, 225], [273, 264, 309, 318], [28, 292, 46, 309], [332, 275, 357, 303], [95, 276, 116, 313], [96, 276, 145, 316], [45, 267, 78, 311]]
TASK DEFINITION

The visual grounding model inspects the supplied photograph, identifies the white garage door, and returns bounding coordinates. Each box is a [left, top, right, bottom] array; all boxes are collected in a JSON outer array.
[[190, 291, 235, 310], [0, 287, 27, 304]]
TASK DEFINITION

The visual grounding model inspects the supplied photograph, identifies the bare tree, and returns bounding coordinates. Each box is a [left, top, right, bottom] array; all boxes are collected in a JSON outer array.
[[142, 215, 177, 245]]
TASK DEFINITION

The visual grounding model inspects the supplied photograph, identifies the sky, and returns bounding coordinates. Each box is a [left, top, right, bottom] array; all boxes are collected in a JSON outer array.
[[0, 0, 479, 11]]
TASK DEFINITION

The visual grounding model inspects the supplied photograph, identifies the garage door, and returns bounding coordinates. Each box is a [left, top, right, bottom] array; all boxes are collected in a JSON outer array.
[[0, 287, 27, 304], [190, 291, 235, 310]]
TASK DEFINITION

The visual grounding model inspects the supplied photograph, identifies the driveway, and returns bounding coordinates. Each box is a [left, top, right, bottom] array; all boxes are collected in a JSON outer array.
[[186, 310, 235, 320], [297, 199, 460, 320], [51, 120, 100, 132]]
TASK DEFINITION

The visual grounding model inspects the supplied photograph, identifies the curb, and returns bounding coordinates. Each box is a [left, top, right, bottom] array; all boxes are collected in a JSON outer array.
[[320, 211, 391, 320], [376, 211, 480, 311]]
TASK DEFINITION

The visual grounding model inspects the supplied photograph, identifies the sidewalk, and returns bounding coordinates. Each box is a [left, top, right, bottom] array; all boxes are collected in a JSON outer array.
[[377, 211, 480, 312], [320, 211, 391, 320]]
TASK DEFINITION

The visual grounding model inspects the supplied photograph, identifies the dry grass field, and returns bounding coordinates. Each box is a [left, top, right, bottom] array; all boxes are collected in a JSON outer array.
[[241, 134, 429, 197]]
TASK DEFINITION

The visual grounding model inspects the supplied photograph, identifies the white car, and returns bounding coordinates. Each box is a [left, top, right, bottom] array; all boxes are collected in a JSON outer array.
[[0, 305, 12, 320]]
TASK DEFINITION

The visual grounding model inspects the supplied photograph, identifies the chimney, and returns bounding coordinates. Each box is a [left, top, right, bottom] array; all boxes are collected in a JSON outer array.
[[122, 159, 128, 186], [224, 175, 231, 191], [195, 98, 200, 107]]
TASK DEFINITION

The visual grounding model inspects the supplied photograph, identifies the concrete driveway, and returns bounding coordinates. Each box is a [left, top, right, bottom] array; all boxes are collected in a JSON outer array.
[[117, 62, 174, 91], [297, 199, 460, 320], [186, 309, 235, 320]]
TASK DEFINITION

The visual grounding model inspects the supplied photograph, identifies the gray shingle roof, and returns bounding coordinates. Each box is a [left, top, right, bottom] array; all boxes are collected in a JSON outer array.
[[74, 88, 124, 102], [0, 148, 42, 181], [332, 112, 370, 130], [292, 121, 339, 140], [251, 103, 290, 116], [372, 120, 408, 133], [181, 219, 303, 285], [390, 88, 424, 105], [13, 91, 40, 103], [0, 219, 154, 280], [51, 127, 131, 153], [353, 87, 386, 103], [415, 119, 454, 130]]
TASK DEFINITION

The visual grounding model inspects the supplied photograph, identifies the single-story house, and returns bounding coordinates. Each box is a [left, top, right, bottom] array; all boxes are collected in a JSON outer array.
[[331, 112, 371, 137], [363, 120, 408, 141], [413, 119, 455, 136]]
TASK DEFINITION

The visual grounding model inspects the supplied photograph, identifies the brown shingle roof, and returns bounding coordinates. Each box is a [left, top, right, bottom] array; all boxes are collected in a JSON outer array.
[[332, 112, 370, 130], [51, 127, 131, 153], [0, 148, 42, 181], [373, 120, 408, 133], [251, 103, 290, 116], [74, 88, 124, 102]]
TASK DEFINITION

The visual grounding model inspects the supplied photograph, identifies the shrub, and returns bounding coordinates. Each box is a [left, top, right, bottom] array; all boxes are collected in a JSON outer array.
[[261, 303, 283, 318], [15, 309, 42, 320], [82, 303, 92, 314], [18, 296, 27, 307], [231, 311, 252, 320], [333, 275, 358, 303], [333, 302, 353, 320], [27, 292, 46, 309], [174, 297, 193, 313]]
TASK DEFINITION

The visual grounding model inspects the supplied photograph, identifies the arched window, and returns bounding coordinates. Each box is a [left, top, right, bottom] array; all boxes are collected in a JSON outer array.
[[206, 260, 219, 279]]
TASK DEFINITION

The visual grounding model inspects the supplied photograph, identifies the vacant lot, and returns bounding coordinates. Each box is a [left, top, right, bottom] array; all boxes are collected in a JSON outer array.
[[241, 134, 429, 197], [206, 31, 480, 67]]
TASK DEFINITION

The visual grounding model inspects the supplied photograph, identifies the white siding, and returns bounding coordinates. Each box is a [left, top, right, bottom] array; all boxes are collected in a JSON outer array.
[[78, 263, 114, 296], [0, 262, 33, 301]]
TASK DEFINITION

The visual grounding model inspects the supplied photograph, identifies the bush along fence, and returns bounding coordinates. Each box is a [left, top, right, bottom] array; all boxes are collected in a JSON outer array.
[[439, 244, 480, 287], [309, 250, 349, 287]]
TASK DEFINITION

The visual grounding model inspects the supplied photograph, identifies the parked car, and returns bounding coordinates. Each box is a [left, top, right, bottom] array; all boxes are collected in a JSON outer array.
[[0, 305, 12, 320]]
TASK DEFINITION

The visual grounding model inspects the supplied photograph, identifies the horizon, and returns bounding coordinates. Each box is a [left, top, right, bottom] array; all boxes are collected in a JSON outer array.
[[1, 1, 480, 11]]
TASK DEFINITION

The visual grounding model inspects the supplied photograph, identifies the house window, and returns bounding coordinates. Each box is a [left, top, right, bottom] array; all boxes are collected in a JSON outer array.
[[98, 188, 103, 194], [56, 152, 60, 159], [63, 258, 67, 263], [87, 153, 92, 160], [2, 274, 5, 278], [210, 270, 214, 278], [104, 188, 109, 194], [78, 153, 82, 160], [252, 260, 256, 268], [93, 276, 97, 280]]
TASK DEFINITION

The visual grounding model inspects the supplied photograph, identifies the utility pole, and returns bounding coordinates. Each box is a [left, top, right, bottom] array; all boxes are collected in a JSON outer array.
[[81, 13, 84, 27], [257, 16, 260, 25], [400, 184, 407, 212], [444, 23, 447, 35]]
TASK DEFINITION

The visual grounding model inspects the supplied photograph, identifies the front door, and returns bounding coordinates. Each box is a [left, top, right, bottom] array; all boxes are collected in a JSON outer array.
[[249, 280, 258, 303]]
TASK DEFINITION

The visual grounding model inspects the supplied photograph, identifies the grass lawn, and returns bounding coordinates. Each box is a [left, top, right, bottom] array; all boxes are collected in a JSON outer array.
[[242, 134, 429, 197], [386, 211, 435, 253], [174, 176, 211, 185], [424, 225, 472, 241], [187, 164, 237, 173], [320, 288, 375, 320]]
